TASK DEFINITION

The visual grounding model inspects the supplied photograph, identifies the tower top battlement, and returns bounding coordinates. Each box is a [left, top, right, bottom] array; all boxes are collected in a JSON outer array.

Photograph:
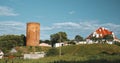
[[27, 22, 40, 25]]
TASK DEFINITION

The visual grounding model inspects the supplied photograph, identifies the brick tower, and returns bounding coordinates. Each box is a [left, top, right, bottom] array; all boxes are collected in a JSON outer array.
[[26, 22, 40, 46]]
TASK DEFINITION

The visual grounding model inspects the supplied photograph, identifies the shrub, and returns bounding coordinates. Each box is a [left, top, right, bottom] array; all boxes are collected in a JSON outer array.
[[114, 41, 120, 46], [68, 41, 76, 45], [46, 48, 59, 56]]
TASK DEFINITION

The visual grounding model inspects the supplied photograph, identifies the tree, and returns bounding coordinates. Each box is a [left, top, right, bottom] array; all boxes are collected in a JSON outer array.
[[44, 40, 51, 44], [50, 33, 59, 47], [58, 32, 67, 42], [74, 35, 83, 42], [103, 34, 114, 42], [90, 37, 97, 42], [50, 32, 68, 47], [46, 48, 59, 56], [20, 34, 26, 46], [40, 40, 51, 45], [39, 40, 43, 43], [0, 34, 26, 53], [90, 36, 103, 43]]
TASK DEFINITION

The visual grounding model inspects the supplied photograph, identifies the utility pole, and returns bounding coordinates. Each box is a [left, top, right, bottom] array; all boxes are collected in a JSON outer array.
[[59, 33, 61, 57]]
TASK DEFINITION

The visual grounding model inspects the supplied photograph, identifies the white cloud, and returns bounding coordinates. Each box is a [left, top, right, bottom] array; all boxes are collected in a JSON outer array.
[[0, 21, 25, 35], [54, 22, 80, 27], [41, 26, 53, 31], [41, 21, 120, 39], [41, 22, 81, 31], [41, 22, 98, 31], [69, 11, 75, 15], [0, 6, 19, 16], [101, 23, 120, 36], [0, 21, 119, 40]]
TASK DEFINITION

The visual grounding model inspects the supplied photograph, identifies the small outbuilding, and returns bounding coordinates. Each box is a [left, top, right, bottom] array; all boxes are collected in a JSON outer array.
[[0, 50, 4, 59], [39, 43, 51, 47]]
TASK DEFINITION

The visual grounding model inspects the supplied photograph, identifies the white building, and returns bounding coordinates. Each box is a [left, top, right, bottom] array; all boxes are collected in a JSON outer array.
[[54, 43, 64, 47], [86, 39, 94, 44], [39, 43, 51, 47], [0, 50, 4, 59], [24, 52, 45, 59], [54, 42, 69, 47], [10, 48, 17, 53], [106, 41, 114, 44], [76, 41, 87, 44], [86, 39, 114, 44]]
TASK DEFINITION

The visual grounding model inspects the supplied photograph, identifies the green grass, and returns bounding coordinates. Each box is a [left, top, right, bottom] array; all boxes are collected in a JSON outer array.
[[61, 44, 120, 56], [1, 44, 120, 63], [1, 55, 120, 63]]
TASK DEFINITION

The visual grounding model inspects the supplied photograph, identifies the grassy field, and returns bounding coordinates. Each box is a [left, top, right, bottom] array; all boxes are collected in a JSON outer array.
[[1, 44, 120, 63]]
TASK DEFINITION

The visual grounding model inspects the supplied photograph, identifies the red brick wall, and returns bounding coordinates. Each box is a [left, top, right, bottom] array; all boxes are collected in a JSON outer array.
[[26, 22, 40, 46]]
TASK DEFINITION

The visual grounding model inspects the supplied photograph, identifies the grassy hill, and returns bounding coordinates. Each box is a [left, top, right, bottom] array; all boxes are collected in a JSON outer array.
[[40, 44, 120, 63], [61, 44, 120, 56], [1, 44, 120, 63]]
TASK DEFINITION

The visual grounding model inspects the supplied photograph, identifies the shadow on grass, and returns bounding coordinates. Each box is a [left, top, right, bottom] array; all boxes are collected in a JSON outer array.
[[50, 59, 120, 63]]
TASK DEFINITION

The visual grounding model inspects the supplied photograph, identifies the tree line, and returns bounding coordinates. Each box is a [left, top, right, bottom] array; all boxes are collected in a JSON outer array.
[[48, 32, 115, 46], [0, 34, 26, 53], [0, 31, 116, 53]]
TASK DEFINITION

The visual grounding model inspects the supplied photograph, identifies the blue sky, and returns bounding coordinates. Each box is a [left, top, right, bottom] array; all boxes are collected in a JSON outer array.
[[0, 0, 120, 40]]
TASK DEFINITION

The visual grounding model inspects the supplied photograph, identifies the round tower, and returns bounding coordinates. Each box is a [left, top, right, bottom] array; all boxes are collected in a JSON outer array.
[[26, 22, 40, 46]]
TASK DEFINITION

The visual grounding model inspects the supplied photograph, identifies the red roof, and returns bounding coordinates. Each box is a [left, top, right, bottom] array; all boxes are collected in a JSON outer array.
[[86, 27, 117, 39]]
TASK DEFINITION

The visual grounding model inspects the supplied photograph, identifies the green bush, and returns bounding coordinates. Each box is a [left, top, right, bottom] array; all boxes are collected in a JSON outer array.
[[1, 44, 120, 63], [46, 48, 59, 56], [114, 41, 120, 46], [68, 41, 76, 45]]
